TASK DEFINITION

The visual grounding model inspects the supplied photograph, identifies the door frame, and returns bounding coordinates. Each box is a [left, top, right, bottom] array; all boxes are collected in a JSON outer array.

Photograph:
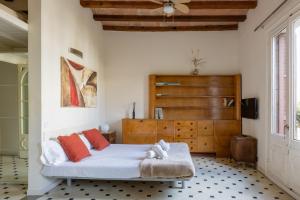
[[18, 65, 28, 158]]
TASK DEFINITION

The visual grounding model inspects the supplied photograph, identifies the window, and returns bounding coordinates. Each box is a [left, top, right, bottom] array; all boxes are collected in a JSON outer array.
[[272, 28, 288, 136]]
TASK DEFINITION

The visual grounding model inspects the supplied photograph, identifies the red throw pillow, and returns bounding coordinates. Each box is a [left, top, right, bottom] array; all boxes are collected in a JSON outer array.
[[82, 129, 110, 150], [58, 134, 91, 162]]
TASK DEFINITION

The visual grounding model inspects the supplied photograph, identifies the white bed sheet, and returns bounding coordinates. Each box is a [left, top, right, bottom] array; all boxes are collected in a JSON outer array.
[[41, 144, 151, 179]]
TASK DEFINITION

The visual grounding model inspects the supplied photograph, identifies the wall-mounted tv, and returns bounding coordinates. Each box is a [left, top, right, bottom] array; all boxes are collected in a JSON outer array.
[[242, 98, 258, 119]]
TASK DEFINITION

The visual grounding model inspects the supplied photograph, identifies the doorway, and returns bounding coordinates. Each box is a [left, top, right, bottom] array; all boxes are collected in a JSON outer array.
[[0, 61, 28, 184], [268, 10, 300, 196]]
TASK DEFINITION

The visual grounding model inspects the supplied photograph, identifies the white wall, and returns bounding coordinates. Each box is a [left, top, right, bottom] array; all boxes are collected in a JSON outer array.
[[104, 31, 239, 141], [0, 61, 19, 155], [28, 0, 105, 195]]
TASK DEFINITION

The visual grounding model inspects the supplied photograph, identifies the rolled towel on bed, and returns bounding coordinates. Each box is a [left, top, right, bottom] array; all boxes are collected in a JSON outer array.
[[152, 144, 168, 160], [158, 139, 170, 152], [146, 150, 157, 159]]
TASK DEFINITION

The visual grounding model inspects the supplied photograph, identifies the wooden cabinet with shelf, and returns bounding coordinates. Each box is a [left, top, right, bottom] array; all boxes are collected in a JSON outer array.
[[122, 74, 242, 157]]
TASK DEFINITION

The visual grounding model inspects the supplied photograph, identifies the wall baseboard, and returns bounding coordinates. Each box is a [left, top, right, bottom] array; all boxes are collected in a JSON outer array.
[[258, 169, 300, 200], [27, 179, 61, 196]]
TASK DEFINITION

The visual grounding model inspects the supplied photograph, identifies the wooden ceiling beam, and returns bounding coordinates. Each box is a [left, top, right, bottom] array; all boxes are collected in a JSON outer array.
[[81, 0, 257, 9], [94, 15, 246, 22], [103, 24, 238, 32]]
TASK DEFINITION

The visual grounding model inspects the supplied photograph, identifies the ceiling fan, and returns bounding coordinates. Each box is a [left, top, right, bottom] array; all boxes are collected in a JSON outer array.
[[150, 0, 191, 17]]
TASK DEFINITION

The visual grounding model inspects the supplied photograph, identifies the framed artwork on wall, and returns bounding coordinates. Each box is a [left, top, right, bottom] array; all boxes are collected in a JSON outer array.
[[61, 57, 97, 108]]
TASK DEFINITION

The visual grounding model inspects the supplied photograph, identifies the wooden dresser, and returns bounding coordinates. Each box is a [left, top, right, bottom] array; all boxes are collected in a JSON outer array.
[[122, 74, 242, 157], [123, 119, 241, 157]]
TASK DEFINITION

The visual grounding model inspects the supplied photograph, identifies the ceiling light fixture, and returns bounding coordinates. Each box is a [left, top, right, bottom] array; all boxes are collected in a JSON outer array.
[[163, 2, 175, 14]]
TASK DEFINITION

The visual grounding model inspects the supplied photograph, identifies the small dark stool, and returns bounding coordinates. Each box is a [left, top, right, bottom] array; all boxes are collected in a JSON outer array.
[[230, 135, 257, 167]]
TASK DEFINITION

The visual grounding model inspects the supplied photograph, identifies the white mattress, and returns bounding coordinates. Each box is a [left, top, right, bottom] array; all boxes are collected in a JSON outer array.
[[41, 144, 152, 179]]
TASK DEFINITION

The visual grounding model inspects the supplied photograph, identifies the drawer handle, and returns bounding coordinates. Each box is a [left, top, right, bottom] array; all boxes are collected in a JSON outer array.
[[177, 135, 180, 137], [177, 123, 181, 125], [191, 147, 193, 150], [190, 123, 193, 125], [204, 127, 207, 130], [190, 129, 193, 131], [139, 120, 143, 122], [164, 126, 167, 130], [177, 129, 181, 131], [190, 135, 193, 137], [191, 141, 193, 144], [204, 143, 207, 146]]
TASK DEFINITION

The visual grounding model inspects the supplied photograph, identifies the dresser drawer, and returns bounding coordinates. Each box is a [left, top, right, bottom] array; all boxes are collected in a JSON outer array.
[[157, 120, 174, 136], [174, 120, 197, 139], [198, 136, 214, 152], [175, 120, 196, 127], [126, 119, 157, 135], [175, 139, 197, 152], [198, 120, 213, 136]]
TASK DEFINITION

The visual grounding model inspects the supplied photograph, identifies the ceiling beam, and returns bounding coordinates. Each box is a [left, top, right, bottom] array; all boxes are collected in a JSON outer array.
[[81, 0, 257, 9], [94, 15, 246, 22], [102, 24, 238, 32]]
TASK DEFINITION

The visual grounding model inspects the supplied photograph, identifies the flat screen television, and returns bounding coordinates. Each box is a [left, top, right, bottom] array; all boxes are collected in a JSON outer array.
[[242, 98, 258, 119]]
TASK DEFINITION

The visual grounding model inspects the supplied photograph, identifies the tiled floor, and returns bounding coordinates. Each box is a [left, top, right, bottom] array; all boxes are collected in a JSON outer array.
[[37, 156, 294, 200], [0, 156, 28, 200], [0, 184, 27, 200], [0, 156, 28, 184]]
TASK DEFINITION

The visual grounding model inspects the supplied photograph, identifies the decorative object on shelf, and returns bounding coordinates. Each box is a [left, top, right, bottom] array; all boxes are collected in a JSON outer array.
[[223, 98, 228, 107], [61, 57, 97, 108], [224, 98, 235, 107], [191, 49, 205, 75], [132, 102, 136, 119], [155, 108, 164, 119], [101, 124, 110, 132], [227, 99, 235, 107], [156, 82, 180, 86]]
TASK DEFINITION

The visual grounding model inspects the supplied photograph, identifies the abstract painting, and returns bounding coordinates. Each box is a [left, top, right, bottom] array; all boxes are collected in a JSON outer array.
[[61, 57, 97, 108]]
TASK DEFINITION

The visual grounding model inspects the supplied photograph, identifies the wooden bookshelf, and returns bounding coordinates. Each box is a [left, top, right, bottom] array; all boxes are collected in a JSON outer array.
[[122, 74, 242, 157], [149, 75, 241, 120]]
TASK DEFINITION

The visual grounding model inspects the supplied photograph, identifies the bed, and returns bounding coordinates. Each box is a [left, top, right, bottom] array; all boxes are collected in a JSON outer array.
[[41, 143, 195, 188]]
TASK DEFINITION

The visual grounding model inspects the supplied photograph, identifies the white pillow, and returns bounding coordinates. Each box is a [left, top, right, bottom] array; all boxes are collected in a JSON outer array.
[[79, 134, 92, 150], [40, 140, 68, 166]]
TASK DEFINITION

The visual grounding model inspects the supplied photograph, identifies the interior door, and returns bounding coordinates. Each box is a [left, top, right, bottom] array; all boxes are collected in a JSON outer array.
[[268, 24, 290, 186]]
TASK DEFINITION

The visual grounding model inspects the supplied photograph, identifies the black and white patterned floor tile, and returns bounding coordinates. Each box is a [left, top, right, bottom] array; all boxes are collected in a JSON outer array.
[[38, 156, 295, 200], [0, 183, 27, 200], [0, 156, 28, 184]]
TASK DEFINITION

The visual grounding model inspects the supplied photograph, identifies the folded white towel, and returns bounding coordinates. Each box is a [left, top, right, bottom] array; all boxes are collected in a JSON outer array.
[[159, 139, 170, 152], [152, 143, 168, 160], [146, 150, 157, 159]]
